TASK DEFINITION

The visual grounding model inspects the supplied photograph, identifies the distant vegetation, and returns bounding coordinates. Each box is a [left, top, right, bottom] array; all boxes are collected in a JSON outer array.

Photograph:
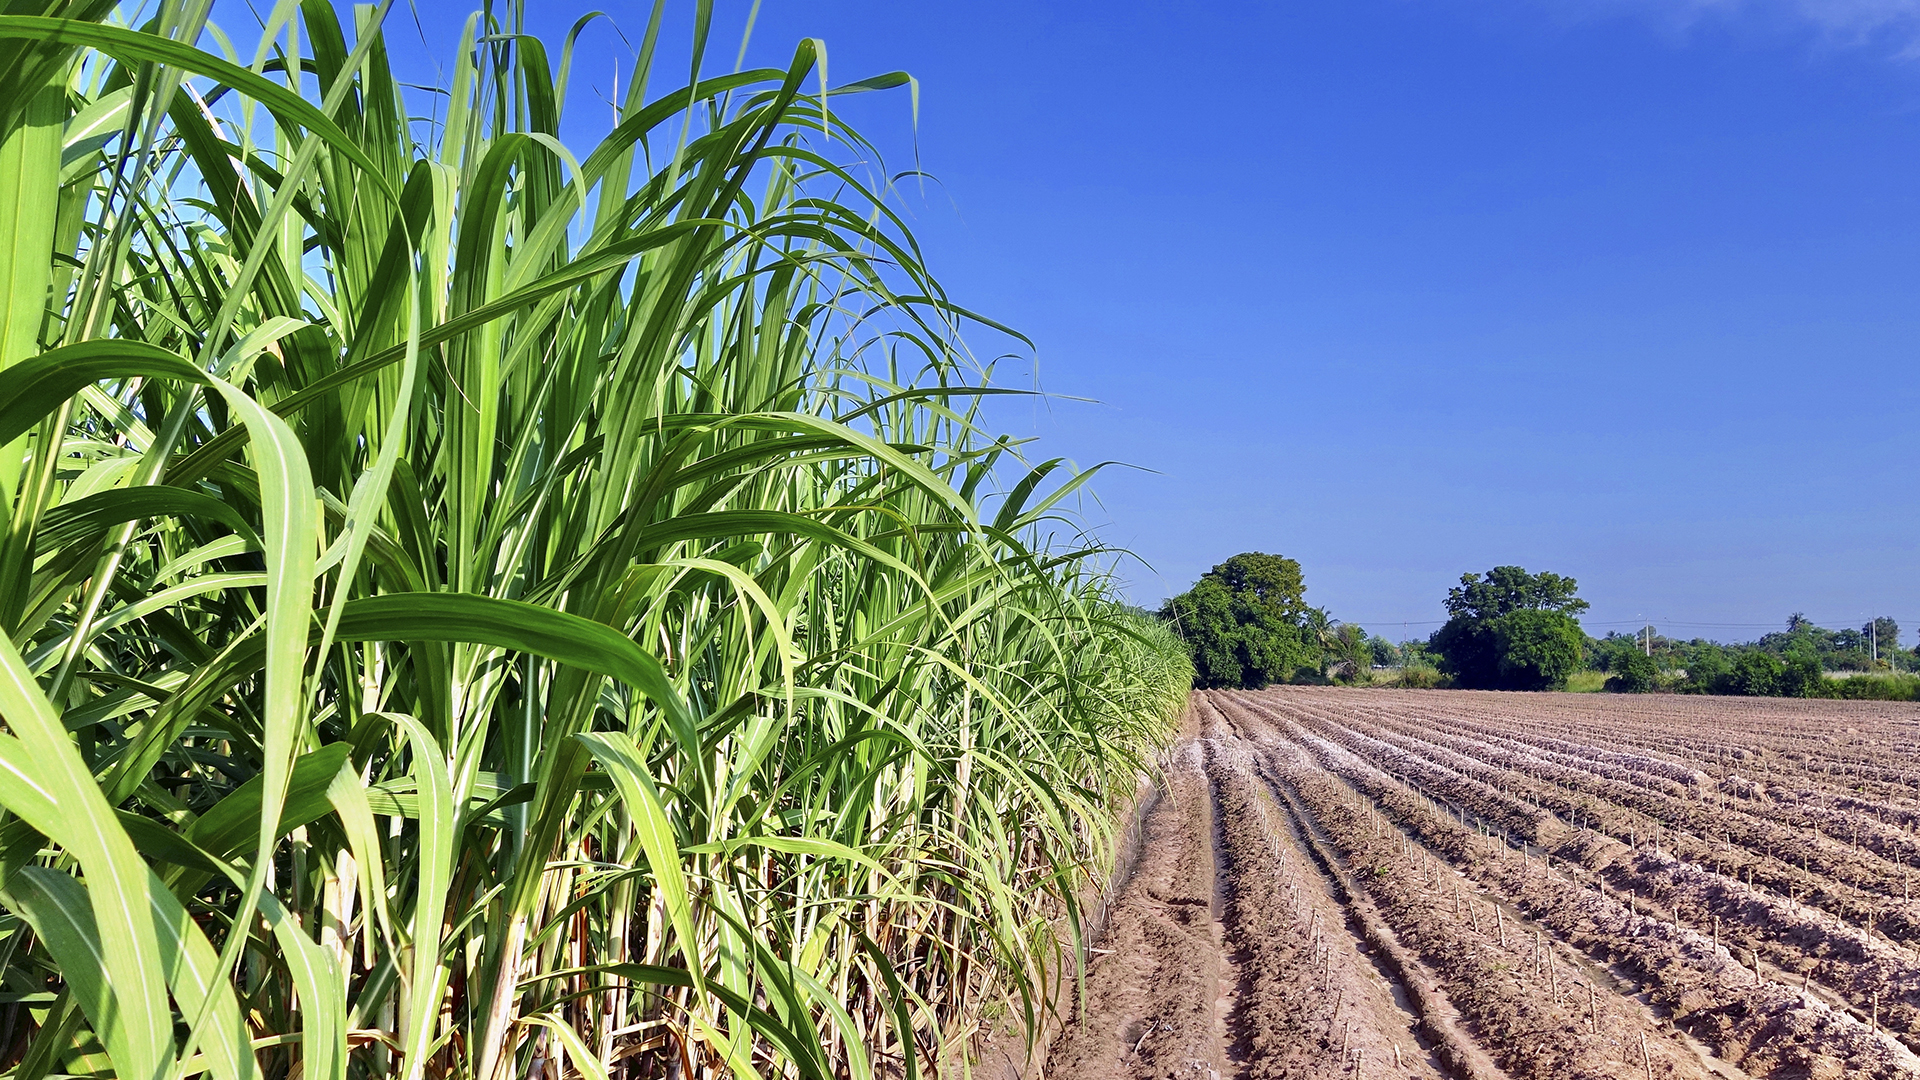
[[1160, 553, 1328, 688], [1161, 556, 1914, 699], [1593, 615, 1918, 699], [1428, 567, 1590, 691]]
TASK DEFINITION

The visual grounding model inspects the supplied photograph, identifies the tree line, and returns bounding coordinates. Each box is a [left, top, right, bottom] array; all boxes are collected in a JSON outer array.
[[1592, 616, 1912, 697], [1161, 554, 1917, 699]]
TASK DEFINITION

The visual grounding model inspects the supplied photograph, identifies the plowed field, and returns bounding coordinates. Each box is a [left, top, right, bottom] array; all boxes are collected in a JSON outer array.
[[1046, 688, 1920, 1080]]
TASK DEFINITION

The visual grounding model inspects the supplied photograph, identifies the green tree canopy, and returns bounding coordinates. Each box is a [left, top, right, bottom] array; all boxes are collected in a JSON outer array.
[[1430, 566, 1589, 690], [1161, 553, 1324, 688], [1605, 645, 1659, 693], [1444, 565, 1589, 621], [1727, 651, 1785, 696]]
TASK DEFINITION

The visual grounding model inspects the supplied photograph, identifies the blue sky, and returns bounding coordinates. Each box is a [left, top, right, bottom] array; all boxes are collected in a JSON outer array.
[[395, 0, 1920, 643]]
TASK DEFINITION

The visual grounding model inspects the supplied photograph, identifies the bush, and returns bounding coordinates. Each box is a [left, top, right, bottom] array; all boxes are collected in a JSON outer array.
[[1680, 646, 1732, 694], [1605, 648, 1658, 693], [1396, 666, 1443, 689], [1725, 652, 1784, 696], [1780, 652, 1826, 698], [1564, 670, 1610, 692], [1823, 673, 1920, 701]]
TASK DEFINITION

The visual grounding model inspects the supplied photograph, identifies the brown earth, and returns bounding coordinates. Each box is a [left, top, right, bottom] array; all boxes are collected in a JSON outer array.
[[1030, 689, 1920, 1080]]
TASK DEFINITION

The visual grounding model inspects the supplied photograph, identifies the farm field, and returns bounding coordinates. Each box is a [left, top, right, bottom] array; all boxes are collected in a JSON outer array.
[[1046, 688, 1920, 1080]]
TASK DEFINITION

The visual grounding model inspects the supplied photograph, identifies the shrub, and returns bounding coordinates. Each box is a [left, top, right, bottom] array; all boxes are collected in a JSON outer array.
[[1726, 652, 1785, 696], [1605, 648, 1659, 693], [1824, 673, 1920, 701], [1680, 646, 1733, 694], [1780, 652, 1827, 697], [1395, 666, 1444, 689]]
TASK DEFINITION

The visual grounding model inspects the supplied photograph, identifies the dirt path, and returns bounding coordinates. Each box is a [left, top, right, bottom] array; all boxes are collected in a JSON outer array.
[[1041, 691, 1920, 1079], [1044, 704, 1442, 1080], [1044, 736, 1231, 1079]]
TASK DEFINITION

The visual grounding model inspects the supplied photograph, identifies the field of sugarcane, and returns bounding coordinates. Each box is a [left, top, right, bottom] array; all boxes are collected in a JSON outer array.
[[0, 3, 1193, 1079]]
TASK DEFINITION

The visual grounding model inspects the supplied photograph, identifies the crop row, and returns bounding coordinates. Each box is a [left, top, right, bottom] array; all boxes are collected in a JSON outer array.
[[1267, 694, 1920, 950], [1344, 702, 1920, 911], [1351, 691, 1920, 803], [1230, 690, 1920, 1052], [1215, 692, 1919, 1078]]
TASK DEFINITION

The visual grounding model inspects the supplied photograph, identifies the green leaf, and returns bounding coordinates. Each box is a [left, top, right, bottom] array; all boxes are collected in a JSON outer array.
[[37, 486, 262, 551], [335, 593, 695, 755], [372, 712, 453, 1080], [520, 1014, 609, 1080], [183, 743, 350, 861], [3, 870, 142, 1079], [0, 339, 211, 448], [574, 733, 701, 995], [0, 17, 396, 201], [0, 635, 171, 1080], [258, 894, 344, 1080]]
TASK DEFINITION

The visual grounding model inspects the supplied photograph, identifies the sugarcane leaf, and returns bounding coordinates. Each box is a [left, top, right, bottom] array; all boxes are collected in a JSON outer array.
[[520, 1014, 609, 1080], [335, 593, 695, 756], [0, 77, 59, 378], [0, 635, 170, 1080], [257, 893, 344, 1080], [4, 869, 150, 1080], [0, 340, 208, 447], [369, 711, 452, 1080], [37, 487, 262, 550], [324, 760, 395, 947], [0, 17, 396, 200], [573, 733, 702, 996], [184, 743, 350, 861]]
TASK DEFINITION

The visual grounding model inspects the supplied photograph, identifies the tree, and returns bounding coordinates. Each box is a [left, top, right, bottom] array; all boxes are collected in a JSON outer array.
[[1726, 651, 1783, 696], [1209, 552, 1309, 620], [1161, 553, 1323, 689], [1367, 634, 1400, 667], [1429, 566, 1590, 690], [1591, 632, 1642, 673], [1445, 566, 1589, 622], [1780, 648, 1825, 697], [1323, 623, 1373, 681], [1606, 648, 1658, 693], [1168, 577, 1245, 689], [1492, 608, 1589, 691], [1680, 642, 1732, 693], [1869, 616, 1900, 661]]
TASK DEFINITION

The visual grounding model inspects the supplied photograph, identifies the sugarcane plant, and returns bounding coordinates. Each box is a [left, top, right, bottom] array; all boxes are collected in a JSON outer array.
[[0, 1, 1191, 1078]]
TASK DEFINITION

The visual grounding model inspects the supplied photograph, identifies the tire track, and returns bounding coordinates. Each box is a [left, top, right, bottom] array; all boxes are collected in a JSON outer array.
[[1045, 735, 1231, 1079]]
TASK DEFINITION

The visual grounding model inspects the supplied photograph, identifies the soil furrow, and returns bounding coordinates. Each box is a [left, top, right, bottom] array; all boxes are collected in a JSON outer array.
[[1040, 689, 1920, 1080], [1045, 737, 1230, 1079], [1199, 715, 1443, 1079], [1253, 695, 1920, 1045]]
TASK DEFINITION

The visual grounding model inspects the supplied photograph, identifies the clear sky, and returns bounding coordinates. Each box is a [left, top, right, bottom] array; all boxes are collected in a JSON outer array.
[[394, 0, 1920, 643]]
